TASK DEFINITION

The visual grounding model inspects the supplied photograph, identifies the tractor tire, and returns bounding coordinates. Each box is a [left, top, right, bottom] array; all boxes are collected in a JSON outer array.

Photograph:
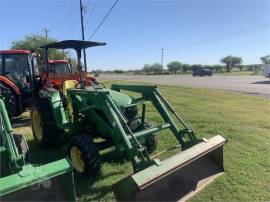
[[12, 134, 30, 163], [68, 134, 100, 177], [143, 121, 158, 154], [0, 83, 19, 118], [30, 99, 65, 147]]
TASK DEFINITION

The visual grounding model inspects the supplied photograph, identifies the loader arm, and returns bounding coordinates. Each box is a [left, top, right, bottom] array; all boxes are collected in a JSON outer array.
[[110, 84, 228, 201], [0, 98, 25, 171], [67, 89, 153, 172], [111, 84, 199, 148]]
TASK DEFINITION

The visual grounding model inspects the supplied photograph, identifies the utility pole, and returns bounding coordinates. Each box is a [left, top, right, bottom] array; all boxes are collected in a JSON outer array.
[[79, 0, 87, 72], [161, 48, 164, 68], [43, 28, 49, 41], [229, 57, 233, 72]]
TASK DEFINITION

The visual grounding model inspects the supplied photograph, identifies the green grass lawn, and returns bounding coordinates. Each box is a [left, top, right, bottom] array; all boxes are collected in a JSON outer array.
[[14, 83, 270, 201]]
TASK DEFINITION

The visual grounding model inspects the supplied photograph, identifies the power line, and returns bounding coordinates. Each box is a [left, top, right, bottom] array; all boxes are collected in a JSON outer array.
[[161, 48, 164, 67], [84, 0, 91, 10], [69, 0, 73, 38], [84, 0, 98, 27], [160, 23, 270, 66], [164, 23, 270, 50], [171, 39, 270, 60], [88, 0, 119, 40]]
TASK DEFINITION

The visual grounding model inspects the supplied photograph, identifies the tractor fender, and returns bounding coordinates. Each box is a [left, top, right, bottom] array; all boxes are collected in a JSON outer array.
[[0, 76, 20, 95], [39, 89, 68, 130]]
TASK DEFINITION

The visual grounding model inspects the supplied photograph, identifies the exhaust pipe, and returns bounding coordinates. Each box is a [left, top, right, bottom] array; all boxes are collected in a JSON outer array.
[[113, 135, 227, 201]]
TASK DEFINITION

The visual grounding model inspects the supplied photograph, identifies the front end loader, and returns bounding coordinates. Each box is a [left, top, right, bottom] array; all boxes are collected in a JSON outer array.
[[0, 97, 76, 201], [31, 40, 227, 201]]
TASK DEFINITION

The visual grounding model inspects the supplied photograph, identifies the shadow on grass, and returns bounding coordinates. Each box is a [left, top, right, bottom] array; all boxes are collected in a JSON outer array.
[[100, 149, 127, 164], [74, 170, 123, 200], [26, 138, 128, 199], [27, 139, 67, 165]]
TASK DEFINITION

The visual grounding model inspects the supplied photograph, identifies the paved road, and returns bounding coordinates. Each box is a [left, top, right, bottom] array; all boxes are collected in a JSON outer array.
[[100, 75, 270, 98]]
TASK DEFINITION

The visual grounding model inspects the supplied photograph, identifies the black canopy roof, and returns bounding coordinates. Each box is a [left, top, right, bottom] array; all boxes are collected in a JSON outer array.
[[40, 40, 106, 50]]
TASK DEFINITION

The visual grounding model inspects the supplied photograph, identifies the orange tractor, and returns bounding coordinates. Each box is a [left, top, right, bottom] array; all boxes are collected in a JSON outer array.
[[44, 59, 97, 90], [0, 50, 96, 117], [0, 50, 38, 117]]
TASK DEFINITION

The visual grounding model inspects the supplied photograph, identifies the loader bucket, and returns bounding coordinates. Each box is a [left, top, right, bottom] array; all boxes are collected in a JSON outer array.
[[113, 135, 227, 201], [0, 158, 76, 201]]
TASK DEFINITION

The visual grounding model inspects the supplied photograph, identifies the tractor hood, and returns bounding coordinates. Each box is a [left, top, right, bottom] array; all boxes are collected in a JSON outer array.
[[108, 89, 133, 106]]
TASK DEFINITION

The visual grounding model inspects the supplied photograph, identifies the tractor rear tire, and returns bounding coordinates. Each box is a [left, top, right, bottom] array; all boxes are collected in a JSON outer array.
[[0, 83, 19, 118], [30, 99, 65, 147], [12, 134, 30, 163], [143, 121, 158, 154], [68, 134, 100, 177]]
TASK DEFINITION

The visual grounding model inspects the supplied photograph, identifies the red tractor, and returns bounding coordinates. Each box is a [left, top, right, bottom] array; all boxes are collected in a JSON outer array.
[[0, 49, 97, 118], [45, 59, 97, 90], [0, 50, 39, 117]]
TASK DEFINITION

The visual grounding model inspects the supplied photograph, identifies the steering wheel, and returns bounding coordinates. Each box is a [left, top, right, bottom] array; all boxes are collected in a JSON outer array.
[[75, 79, 93, 89], [35, 75, 47, 88], [84, 80, 92, 86]]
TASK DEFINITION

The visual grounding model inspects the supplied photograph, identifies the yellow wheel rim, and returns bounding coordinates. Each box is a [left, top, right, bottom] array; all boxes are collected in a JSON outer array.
[[32, 109, 43, 141], [70, 146, 85, 173]]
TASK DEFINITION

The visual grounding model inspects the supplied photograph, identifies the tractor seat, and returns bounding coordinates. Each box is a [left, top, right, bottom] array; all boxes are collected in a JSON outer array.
[[62, 80, 78, 123], [62, 80, 78, 98]]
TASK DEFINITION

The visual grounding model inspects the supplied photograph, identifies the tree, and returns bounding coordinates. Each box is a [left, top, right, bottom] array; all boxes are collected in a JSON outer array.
[[143, 63, 163, 74], [181, 63, 191, 73], [237, 65, 245, 71], [167, 61, 182, 74], [191, 64, 202, 71], [260, 55, 270, 64], [220, 55, 243, 72], [11, 34, 71, 67], [212, 65, 223, 72], [114, 69, 124, 74], [143, 64, 151, 73]]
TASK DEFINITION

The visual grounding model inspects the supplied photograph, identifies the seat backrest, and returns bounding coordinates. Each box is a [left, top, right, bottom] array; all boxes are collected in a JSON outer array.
[[62, 80, 78, 98], [62, 80, 78, 123]]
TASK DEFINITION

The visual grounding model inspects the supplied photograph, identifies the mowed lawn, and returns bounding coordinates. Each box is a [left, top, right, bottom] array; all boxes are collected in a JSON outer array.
[[13, 82, 270, 201]]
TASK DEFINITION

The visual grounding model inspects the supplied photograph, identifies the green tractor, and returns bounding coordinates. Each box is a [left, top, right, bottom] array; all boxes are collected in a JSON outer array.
[[0, 97, 76, 201], [31, 40, 227, 201]]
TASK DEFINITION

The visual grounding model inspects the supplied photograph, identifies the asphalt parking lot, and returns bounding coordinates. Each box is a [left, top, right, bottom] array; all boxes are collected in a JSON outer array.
[[100, 75, 270, 98]]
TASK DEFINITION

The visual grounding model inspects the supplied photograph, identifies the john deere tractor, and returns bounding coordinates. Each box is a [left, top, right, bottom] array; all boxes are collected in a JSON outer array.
[[31, 40, 227, 201], [0, 97, 76, 201]]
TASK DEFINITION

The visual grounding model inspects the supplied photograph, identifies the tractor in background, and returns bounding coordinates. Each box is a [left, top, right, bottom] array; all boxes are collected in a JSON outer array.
[[0, 50, 39, 117], [30, 40, 227, 201], [0, 50, 97, 118], [0, 97, 76, 201], [45, 59, 97, 90]]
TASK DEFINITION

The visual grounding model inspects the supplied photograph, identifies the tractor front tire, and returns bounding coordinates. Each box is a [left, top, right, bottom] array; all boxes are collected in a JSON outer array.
[[0, 83, 19, 118], [68, 134, 100, 177], [30, 99, 65, 147]]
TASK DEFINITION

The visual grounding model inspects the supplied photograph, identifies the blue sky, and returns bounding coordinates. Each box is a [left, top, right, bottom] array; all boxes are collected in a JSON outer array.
[[0, 0, 269, 70]]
